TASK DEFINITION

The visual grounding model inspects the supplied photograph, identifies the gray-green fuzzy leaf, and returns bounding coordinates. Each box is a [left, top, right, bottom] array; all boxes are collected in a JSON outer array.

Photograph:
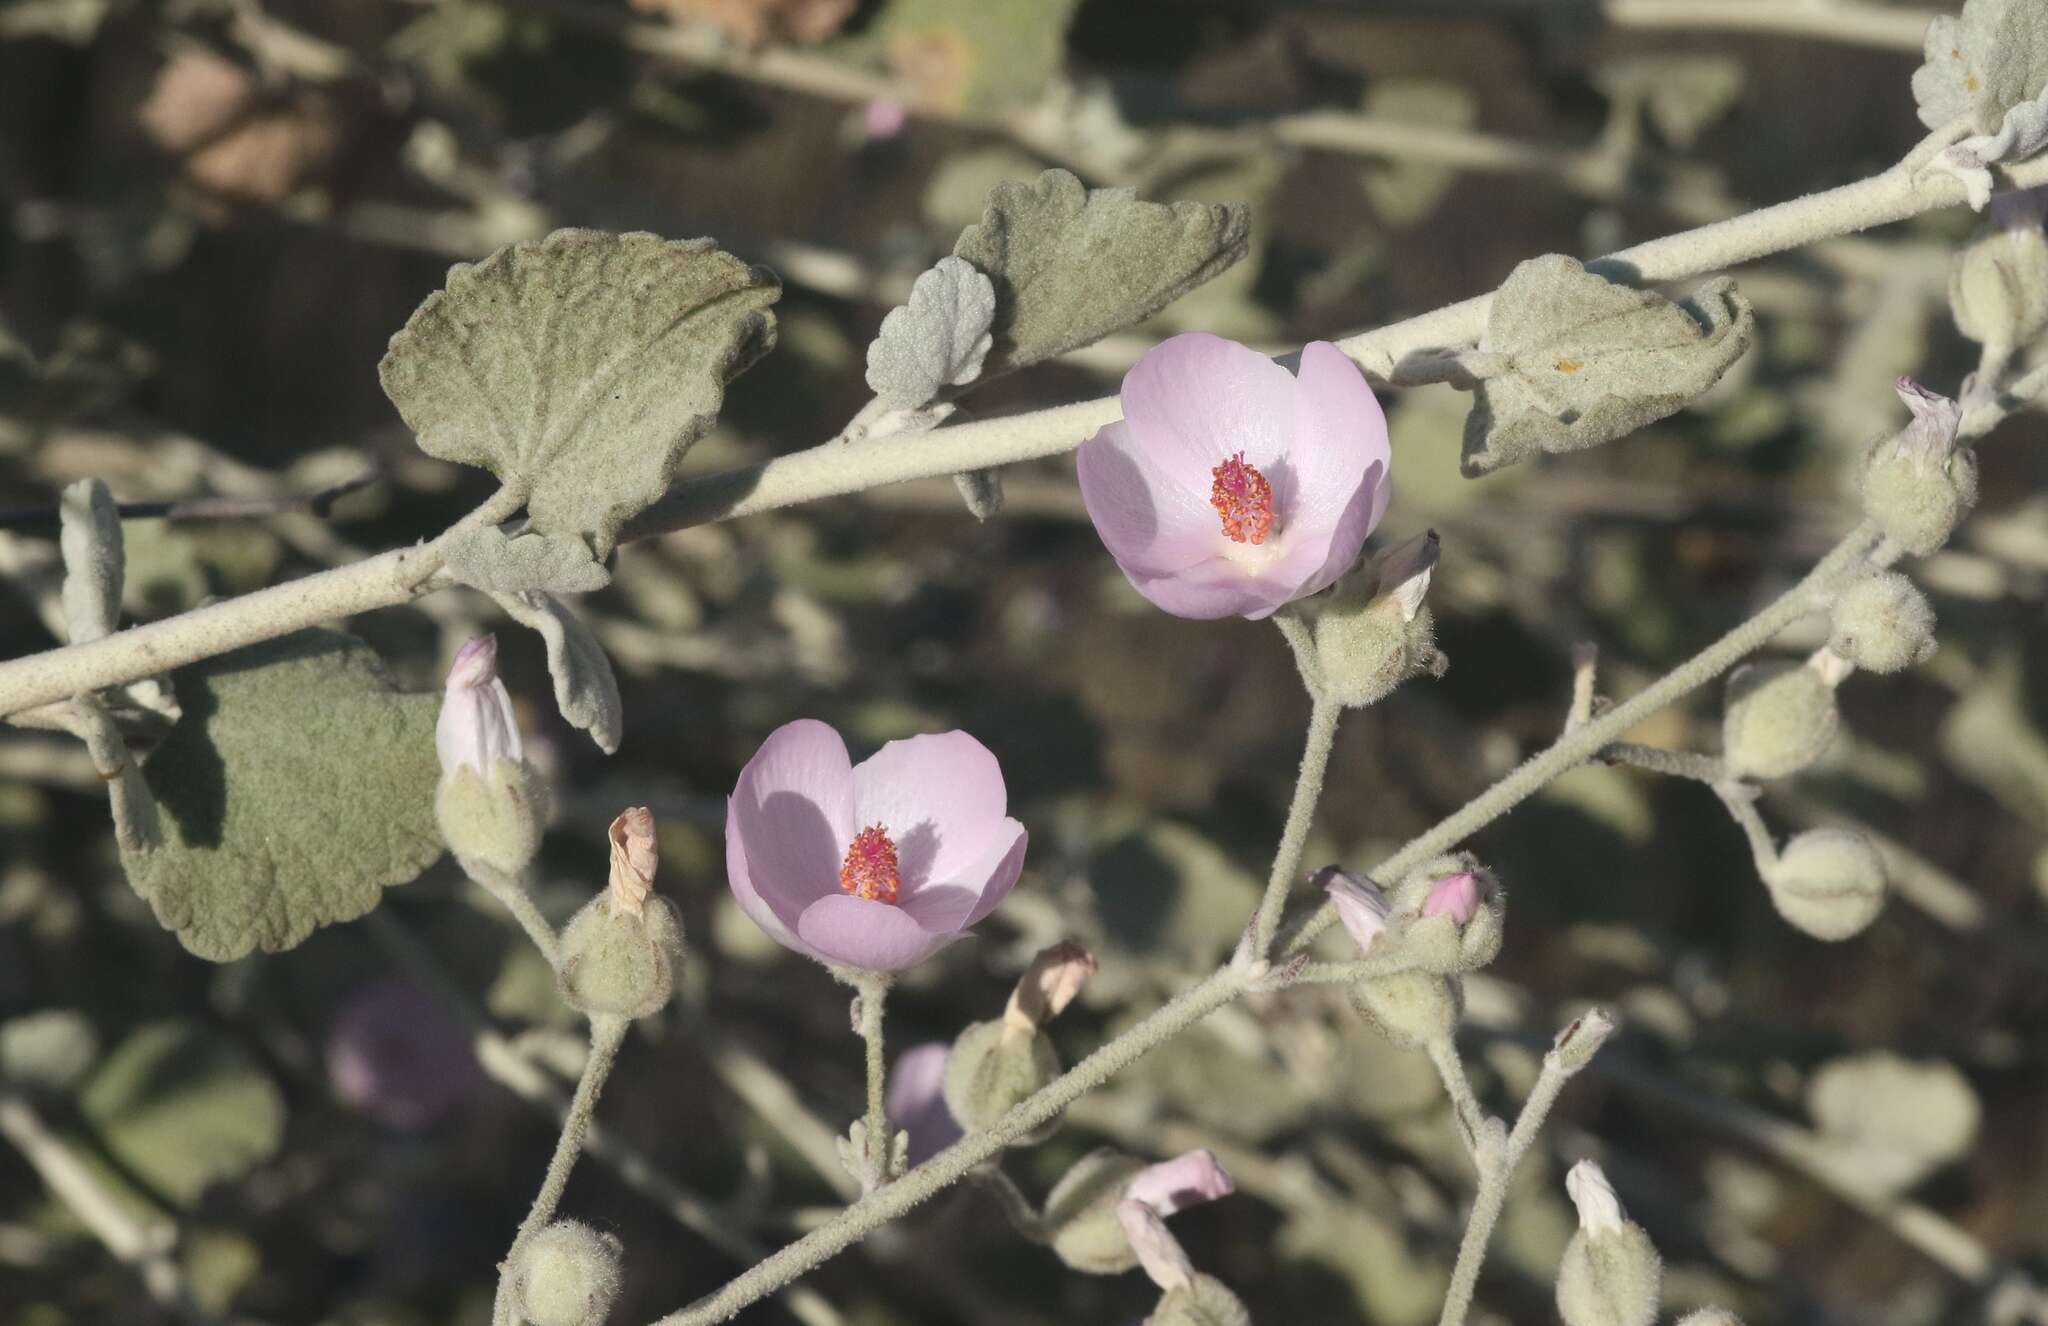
[[440, 525, 610, 594], [59, 478, 122, 644], [1460, 255, 1754, 477], [953, 169, 1251, 374], [865, 256, 996, 408], [119, 629, 444, 962], [493, 589, 622, 754], [79, 1021, 284, 1209], [1913, 0, 2048, 136], [379, 229, 779, 557]]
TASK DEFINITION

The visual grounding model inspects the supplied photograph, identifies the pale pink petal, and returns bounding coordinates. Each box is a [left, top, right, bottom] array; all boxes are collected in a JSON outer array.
[[894, 821, 1023, 929], [1121, 332, 1295, 477], [437, 634, 522, 775], [1123, 557, 1298, 621], [1125, 1149, 1235, 1217], [1076, 420, 1230, 576], [852, 731, 1007, 891], [1116, 1200, 1195, 1292], [1314, 866, 1390, 952], [724, 794, 813, 957], [730, 719, 857, 931], [1422, 871, 1482, 926], [885, 1042, 962, 1167], [794, 894, 956, 972]]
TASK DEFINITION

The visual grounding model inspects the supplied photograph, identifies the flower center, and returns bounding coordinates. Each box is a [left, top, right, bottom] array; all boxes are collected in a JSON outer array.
[[1210, 453, 1276, 545], [840, 824, 902, 904]]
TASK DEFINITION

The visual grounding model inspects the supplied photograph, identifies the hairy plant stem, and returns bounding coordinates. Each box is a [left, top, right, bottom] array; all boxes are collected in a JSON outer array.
[[400, 479, 528, 591], [1426, 1038, 1490, 1156], [493, 1014, 630, 1326], [9, 143, 2045, 719], [1282, 521, 1882, 956], [853, 974, 891, 1193], [470, 862, 560, 966], [1250, 688, 1342, 958]]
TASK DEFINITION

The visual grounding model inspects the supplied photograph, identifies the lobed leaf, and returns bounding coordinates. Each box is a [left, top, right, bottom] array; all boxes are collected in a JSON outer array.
[[1912, 0, 2048, 136], [119, 629, 444, 961], [1459, 255, 1754, 477], [865, 255, 996, 408], [953, 169, 1251, 375], [379, 229, 779, 557]]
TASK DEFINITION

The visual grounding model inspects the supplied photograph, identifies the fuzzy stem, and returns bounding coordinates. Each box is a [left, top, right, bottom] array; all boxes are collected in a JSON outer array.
[[10, 142, 2046, 719], [1283, 522, 1881, 956], [1426, 1038, 1491, 1157], [1250, 691, 1342, 959], [469, 863, 561, 967], [494, 1014, 630, 1326], [853, 974, 892, 1193]]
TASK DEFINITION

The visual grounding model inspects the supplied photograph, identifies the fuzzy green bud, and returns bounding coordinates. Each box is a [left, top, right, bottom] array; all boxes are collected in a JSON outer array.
[[1721, 662, 1839, 782], [1829, 573, 1936, 674], [1146, 1274, 1252, 1326], [1348, 971, 1462, 1049], [1043, 1149, 1148, 1274], [556, 808, 685, 1019], [1764, 828, 1887, 941], [1557, 1162, 1661, 1326], [942, 1018, 1062, 1138], [437, 759, 549, 877], [1859, 380, 1977, 557], [514, 1221, 621, 1326], [1387, 854, 1505, 973], [1949, 204, 2048, 353], [1309, 531, 1447, 709]]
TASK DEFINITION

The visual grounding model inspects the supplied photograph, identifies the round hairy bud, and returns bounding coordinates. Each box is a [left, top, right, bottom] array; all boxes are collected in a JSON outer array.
[[1859, 381, 1976, 557], [514, 1221, 621, 1326], [1950, 211, 2048, 353], [942, 1019, 1062, 1139], [557, 894, 685, 1019], [437, 759, 549, 877], [1721, 663, 1838, 782], [1829, 573, 1936, 674], [1348, 971, 1461, 1049], [1556, 1223, 1661, 1326], [1764, 828, 1887, 941], [1310, 531, 1446, 709], [1146, 1275, 1252, 1326], [1043, 1149, 1148, 1274]]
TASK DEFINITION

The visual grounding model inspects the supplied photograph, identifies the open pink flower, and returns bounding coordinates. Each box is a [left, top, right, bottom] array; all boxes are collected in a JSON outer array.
[[724, 719, 1028, 972], [1077, 333, 1391, 620]]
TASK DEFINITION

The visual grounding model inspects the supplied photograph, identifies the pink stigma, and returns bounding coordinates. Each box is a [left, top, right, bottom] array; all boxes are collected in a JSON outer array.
[[1210, 453, 1276, 545], [840, 825, 902, 904]]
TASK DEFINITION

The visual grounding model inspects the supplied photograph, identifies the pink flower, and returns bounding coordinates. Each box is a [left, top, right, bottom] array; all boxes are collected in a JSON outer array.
[[1314, 866, 1391, 952], [861, 97, 909, 141], [1115, 1150, 1235, 1291], [1422, 871, 1483, 926], [327, 978, 483, 1130], [724, 719, 1028, 972], [436, 635, 520, 776], [1076, 333, 1391, 620], [884, 1042, 963, 1166]]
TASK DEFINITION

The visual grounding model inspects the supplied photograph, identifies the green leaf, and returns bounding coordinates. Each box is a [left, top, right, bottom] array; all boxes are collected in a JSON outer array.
[[1913, 0, 2048, 136], [78, 1021, 284, 1209], [1594, 55, 1745, 149], [865, 256, 996, 408], [0, 1009, 99, 1092], [493, 590, 623, 754], [1459, 255, 1754, 477], [379, 229, 779, 557], [120, 628, 444, 961], [1360, 79, 1478, 227], [440, 525, 611, 594], [870, 0, 1080, 115], [953, 169, 1251, 375], [59, 478, 122, 644]]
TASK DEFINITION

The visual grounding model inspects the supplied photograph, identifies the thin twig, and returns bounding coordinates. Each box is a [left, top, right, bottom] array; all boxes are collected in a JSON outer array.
[[0, 470, 381, 533], [1249, 691, 1342, 959]]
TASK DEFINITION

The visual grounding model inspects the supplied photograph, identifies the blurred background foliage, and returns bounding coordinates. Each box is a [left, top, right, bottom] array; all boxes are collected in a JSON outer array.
[[3, 1, 2048, 1324]]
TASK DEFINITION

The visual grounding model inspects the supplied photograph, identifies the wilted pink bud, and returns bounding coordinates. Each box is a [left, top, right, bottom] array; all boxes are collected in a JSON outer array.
[[1003, 941, 1097, 1035], [885, 1042, 964, 1167], [436, 635, 521, 777], [1565, 1159, 1626, 1235], [1315, 866, 1391, 952], [1422, 871, 1483, 927], [1116, 1199, 1195, 1292], [1889, 378, 1964, 474], [607, 807, 657, 918], [1124, 1149, 1234, 1217]]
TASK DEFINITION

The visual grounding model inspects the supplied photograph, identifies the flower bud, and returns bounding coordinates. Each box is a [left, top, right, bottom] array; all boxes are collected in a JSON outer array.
[[557, 809, 685, 1019], [942, 1018, 1061, 1138], [1949, 191, 2048, 354], [1146, 1274, 1252, 1326], [514, 1221, 622, 1326], [1349, 971, 1462, 1049], [1763, 828, 1887, 941], [1314, 866, 1391, 953], [1859, 380, 1977, 557], [1310, 531, 1447, 709], [436, 636, 548, 876], [1557, 1161, 1661, 1326], [1829, 573, 1936, 674], [1387, 855, 1505, 974], [1721, 662, 1839, 782], [1045, 1149, 1150, 1274], [1002, 941, 1097, 1035]]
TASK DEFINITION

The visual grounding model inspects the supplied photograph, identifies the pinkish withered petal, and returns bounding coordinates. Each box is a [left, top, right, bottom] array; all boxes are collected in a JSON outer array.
[[1125, 1148, 1235, 1217], [1315, 866, 1391, 952]]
